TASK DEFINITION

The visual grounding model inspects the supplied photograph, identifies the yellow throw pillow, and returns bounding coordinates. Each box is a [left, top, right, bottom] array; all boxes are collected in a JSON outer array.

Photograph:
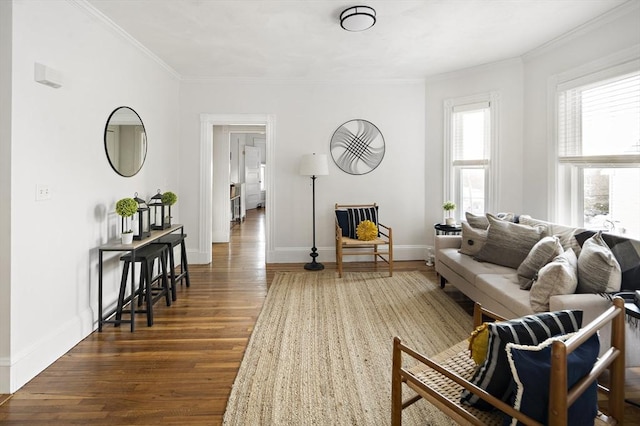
[[356, 220, 378, 241], [468, 323, 490, 365]]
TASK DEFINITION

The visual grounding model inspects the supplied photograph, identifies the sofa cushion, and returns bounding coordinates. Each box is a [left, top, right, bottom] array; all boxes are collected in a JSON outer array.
[[517, 236, 564, 290], [575, 231, 640, 291], [530, 249, 578, 313], [459, 222, 487, 256], [439, 249, 515, 285], [577, 232, 621, 294], [461, 310, 583, 410], [505, 332, 599, 426], [475, 215, 544, 269], [475, 274, 533, 318]]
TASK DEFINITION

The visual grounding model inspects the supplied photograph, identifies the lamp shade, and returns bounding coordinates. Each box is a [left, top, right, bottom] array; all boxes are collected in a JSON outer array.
[[299, 153, 329, 176], [340, 6, 376, 32]]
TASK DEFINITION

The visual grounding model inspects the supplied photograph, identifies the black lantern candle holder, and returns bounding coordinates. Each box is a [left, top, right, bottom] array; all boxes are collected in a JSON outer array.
[[149, 189, 170, 230], [133, 192, 151, 240]]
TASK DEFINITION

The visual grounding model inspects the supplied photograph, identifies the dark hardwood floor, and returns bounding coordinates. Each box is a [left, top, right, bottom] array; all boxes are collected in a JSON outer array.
[[0, 208, 638, 424]]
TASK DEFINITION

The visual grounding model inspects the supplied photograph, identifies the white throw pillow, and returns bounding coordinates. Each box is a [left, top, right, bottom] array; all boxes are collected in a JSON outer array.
[[530, 249, 578, 312], [577, 232, 622, 294]]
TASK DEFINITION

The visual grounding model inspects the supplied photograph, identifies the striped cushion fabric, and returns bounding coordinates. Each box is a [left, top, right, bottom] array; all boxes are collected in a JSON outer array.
[[345, 207, 378, 239], [517, 236, 564, 290], [575, 231, 640, 291], [475, 214, 544, 269], [577, 232, 621, 294], [460, 310, 583, 410]]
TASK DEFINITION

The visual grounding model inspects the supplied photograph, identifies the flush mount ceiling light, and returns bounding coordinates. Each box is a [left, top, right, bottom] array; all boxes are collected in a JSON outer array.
[[340, 6, 376, 32]]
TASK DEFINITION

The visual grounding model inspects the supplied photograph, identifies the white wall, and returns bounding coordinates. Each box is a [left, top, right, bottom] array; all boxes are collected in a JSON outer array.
[[522, 3, 640, 220], [424, 59, 525, 246], [1, 0, 180, 393], [179, 79, 427, 263]]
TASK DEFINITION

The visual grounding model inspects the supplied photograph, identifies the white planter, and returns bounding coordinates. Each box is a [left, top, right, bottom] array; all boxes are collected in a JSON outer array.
[[121, 232, 134, 245], [445, 217, 456, 226]]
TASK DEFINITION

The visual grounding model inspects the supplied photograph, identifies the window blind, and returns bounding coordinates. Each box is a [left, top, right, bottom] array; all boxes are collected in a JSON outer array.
[[558, 71, 640, 159], [452, 102, 490, 163]]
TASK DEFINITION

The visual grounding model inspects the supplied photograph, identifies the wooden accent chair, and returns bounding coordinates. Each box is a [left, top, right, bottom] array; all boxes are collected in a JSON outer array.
[[392, 299, 626, 425], [334, 203, 393, 278]]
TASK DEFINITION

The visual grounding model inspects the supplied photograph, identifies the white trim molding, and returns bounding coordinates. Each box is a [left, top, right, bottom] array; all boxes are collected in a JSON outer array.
[[443, 91, 500, 215], [70, 0, 181, 80], [197, 114, 275, 265]]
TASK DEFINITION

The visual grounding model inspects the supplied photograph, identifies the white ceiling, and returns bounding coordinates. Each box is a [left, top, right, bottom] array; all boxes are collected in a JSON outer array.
[[86, 0, 630, 80]]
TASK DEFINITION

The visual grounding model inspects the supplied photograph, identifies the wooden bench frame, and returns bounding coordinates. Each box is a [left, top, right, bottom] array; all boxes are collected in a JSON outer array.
[[392, 299, 626, 425]]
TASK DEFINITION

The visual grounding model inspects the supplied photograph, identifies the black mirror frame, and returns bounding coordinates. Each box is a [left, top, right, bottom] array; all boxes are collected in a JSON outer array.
[[103, 106, 147, 177]]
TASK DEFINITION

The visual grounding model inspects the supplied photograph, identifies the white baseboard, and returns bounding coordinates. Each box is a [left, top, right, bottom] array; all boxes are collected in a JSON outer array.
[[187, 249, 212, 265], [3, 308, 93, 394], [266, 245, 429, 264]]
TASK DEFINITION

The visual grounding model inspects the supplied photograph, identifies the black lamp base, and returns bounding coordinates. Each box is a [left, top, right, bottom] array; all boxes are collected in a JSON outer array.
[[304, 247, 324, 271], [304, 261, 325, 271]]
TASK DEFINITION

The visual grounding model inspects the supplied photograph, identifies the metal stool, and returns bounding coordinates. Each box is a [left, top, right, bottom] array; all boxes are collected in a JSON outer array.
[[153, 234, 191, 301], [116, 244, 171, 327]]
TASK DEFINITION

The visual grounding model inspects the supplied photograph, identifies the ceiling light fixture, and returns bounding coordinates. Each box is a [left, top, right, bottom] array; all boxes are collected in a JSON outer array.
[[340, 6, 376, 32]]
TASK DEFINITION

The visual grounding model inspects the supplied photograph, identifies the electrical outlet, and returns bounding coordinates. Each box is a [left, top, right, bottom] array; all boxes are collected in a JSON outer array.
[[36, 184, 51, 201]]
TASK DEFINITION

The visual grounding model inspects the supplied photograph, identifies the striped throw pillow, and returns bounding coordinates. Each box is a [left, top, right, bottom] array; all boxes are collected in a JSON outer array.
[[345, 207, 378, 239], [460, 310, 583, 410]]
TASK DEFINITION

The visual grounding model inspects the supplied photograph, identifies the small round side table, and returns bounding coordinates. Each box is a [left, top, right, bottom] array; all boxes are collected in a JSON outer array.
[[434, 223, 462, 235]]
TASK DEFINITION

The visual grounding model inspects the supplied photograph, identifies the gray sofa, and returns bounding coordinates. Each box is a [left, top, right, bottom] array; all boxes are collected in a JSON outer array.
[[435, 214, 640, 366]]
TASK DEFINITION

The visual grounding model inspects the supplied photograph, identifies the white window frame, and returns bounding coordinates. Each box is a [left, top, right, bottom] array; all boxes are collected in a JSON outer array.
[[548, 48, 640, 227], [443, 92, 500, 221]]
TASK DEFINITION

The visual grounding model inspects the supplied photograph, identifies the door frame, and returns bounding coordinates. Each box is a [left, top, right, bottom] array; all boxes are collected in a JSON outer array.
[[198, 113, 275, 264]]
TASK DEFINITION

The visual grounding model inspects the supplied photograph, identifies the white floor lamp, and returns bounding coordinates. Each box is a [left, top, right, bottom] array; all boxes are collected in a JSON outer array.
[[299, 153, 329, 271]]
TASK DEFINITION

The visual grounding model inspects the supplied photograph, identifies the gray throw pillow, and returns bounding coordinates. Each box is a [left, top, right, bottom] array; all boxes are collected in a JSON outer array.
[[530, 249, 578, 312], [518, 215, 586, 256], [465, 211, 515, 230], [465, 212, 490, 229], [475, 214, 544, 269], [459, 222, 487, 256], [517, 236, 564, 290], [577, 232, 622, 294]]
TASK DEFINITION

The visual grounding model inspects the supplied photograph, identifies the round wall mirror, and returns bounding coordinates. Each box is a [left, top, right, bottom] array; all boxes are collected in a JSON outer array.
[[104, 106, 147, 177]]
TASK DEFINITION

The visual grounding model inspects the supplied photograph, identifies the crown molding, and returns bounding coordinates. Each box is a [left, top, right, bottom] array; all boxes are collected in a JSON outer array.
[[522, 0, 640, 61], [68, 0, 181, 80]]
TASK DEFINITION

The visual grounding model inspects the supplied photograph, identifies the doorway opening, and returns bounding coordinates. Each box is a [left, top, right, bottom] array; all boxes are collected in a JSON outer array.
[[198, 114, 274, 265]]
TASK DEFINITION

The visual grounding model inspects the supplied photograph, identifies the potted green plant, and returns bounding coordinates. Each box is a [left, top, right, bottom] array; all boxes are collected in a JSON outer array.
[[115, 197, 138, 244], [442, 201, 456, 226], [161, 191, 177, 227]]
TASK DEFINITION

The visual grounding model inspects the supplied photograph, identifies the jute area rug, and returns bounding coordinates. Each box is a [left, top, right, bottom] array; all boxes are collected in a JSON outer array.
[[223, 271, 472, 425]]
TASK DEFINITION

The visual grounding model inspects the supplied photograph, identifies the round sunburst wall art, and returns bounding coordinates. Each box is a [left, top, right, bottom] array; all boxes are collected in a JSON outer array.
[[330, 119, 385, 175]]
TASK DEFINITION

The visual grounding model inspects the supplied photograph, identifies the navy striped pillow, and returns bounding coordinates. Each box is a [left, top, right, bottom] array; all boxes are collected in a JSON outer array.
[[346, 207, 378, 239], [461, 310, 583, 410]]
